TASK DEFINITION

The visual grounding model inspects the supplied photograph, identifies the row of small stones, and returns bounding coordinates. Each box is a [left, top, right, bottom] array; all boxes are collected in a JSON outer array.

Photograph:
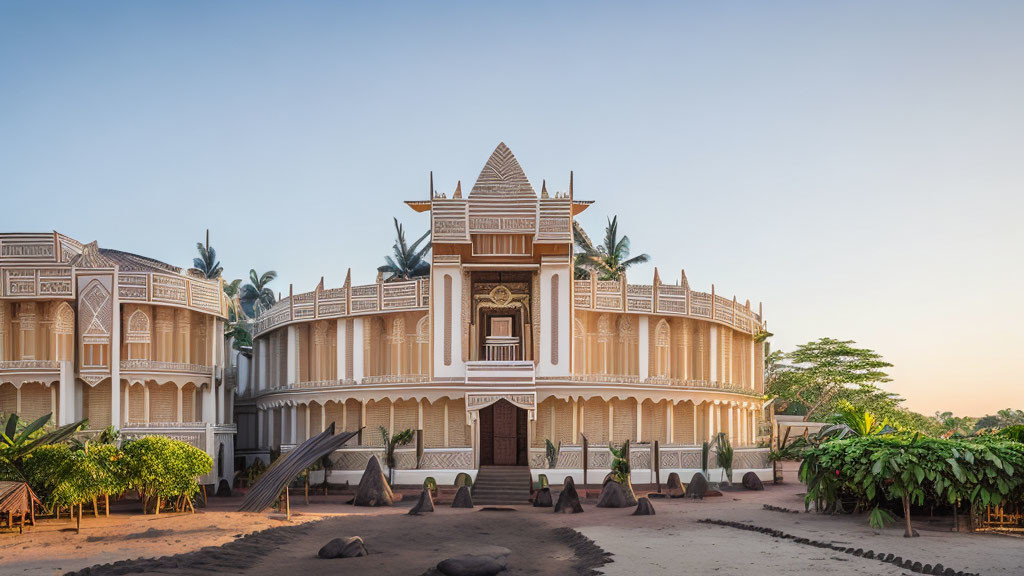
[[697, 519, 979, 576], [762, 504, 802, 514]]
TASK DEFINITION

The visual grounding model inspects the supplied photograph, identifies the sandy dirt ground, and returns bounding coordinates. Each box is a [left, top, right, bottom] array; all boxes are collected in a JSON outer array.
[[2, 465, 1022, 576]]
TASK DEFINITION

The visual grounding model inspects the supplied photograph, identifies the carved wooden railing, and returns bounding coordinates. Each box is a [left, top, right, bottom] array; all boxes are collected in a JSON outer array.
[[0, 359, 61, 370], [484, 341, 519, 361], [120, 359, 213, 374]]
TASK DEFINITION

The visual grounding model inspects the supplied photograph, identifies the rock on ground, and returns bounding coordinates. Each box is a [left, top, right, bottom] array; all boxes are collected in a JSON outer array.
[[451, 485, 474, 508], [318, 536, 368, 559], [353, 455, 394, 507], [436, 552, 508, 576], [741, 472, 764, 491], [633, 497, 656, 516], [596, 481, 630, 508], [408, 488, 435, 515], [532, 487, 552, 508], [666, 473, 685, 498], [687, 472, 709, 500], [216, 479, 232, 498], [554, 482, 584, 514]]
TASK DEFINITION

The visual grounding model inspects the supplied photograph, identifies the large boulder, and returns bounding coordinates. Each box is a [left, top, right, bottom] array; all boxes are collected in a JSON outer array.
[[408, 488, 435, 515], [596, 481, 630, 508], [687, 472, 709, 500], [532, 487, 553, 507], [318, 536, 368, 559], [436, 554, 508, 576], [666, 473, 686, 498], [451, 485, 474, 508], [353, 455, 394, 507], [742, 472, 764, 491], [554, 481, 584, 514], [633, 497, 656, 516]]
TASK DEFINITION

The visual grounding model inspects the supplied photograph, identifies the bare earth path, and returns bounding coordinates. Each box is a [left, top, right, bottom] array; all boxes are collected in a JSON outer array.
[[3, 470, 1023, 576]]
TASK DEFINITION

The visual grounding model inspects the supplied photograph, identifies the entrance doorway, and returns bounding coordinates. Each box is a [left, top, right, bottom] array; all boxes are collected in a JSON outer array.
[[478, 399, 528, 466]]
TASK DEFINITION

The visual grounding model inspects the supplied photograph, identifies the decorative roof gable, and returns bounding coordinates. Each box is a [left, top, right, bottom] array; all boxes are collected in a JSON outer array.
[[70, 241, 116, 269], [470, 142, 536, 197]]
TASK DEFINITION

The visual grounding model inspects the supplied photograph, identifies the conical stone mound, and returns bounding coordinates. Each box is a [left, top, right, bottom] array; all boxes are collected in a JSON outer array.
[[408, 488, 434, 515], [353, 455, 393, 507]]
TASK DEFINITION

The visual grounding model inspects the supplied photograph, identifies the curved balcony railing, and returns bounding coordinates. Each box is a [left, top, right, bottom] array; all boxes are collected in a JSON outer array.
[[565, 374, 760, 396], [0, 360, 61, 370], [120, 359, 213, 374], [360, 374, 430, 385]]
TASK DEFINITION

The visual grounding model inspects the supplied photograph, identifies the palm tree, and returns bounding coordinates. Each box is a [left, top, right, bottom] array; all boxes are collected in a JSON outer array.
[[575, 216, 650, 281], [378, 426, 414, 486], [193, 232, 222, 279], [572, 220, 595, 279], [240, 269, 277, 318], [222, 278, 252, 349], [378, 218, 430, 282]]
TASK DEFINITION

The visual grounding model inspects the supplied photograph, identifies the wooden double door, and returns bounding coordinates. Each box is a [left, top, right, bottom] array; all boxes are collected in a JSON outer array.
[[479, 399, 528, 466]]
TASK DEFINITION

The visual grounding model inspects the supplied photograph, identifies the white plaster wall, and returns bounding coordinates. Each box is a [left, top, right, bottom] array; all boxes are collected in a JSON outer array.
[[431, 266, 464, 378], [537, 264, 571, 377]]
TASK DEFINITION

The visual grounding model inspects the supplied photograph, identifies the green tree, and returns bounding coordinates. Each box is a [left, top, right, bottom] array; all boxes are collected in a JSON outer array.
[[240, 269, 277, 318], [932, 411, 975, 437], [574, 216, 650, 281], [769, 338, 893, 421], [122, 436, 212, 513], [192, 232, 222, 279], [378, 426, 414, 486], [377, 218, 430, 282]]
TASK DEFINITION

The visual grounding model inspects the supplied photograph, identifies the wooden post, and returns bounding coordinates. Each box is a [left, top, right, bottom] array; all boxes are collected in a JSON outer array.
[[654, 440, 661, 492], [305, 475, 309, 505], [582, 434, 589, 492], [285, 487, 291, 520], [415, 429, 424, 469], [76, 502, 82, 534]]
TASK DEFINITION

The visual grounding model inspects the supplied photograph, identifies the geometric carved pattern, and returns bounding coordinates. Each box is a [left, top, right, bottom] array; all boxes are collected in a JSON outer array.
[[470, 142, 535, 198], [79, 279, 112, 344]]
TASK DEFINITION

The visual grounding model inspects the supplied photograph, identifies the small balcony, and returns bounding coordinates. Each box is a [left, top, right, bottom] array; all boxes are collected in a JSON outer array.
[[483, 337, 519, 361]]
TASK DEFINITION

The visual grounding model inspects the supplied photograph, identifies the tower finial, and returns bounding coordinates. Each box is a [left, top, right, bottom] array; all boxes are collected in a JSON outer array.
[[429, 171, 434, 198], [454, 180, 462, 198], [541, 179, 549, 198], [569, 171, 574, 199]]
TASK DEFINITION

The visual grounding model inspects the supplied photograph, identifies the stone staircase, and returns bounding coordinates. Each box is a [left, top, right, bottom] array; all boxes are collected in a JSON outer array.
[[471, 466, 533, 505]]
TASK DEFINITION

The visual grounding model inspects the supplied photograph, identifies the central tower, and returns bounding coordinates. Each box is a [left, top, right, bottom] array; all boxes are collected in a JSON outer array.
[[406, 143, 589, 468]]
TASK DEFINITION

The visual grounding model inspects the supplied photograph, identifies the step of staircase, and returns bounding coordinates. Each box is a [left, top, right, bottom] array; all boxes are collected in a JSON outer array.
[[472, 466, 532, 505]]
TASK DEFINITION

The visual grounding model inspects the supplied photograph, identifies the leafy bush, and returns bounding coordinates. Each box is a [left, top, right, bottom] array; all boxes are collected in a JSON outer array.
[[545, 439, 558, 469], [21, 443, 127, 512], [715, 433, 734, 485], [608, 440, 630, 484], [122, 436, 212, 508], [801, 434, 1024, 535]]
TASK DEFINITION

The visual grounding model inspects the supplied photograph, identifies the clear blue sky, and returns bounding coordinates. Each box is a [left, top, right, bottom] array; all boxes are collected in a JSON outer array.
[[2, 2, 1021, 415]]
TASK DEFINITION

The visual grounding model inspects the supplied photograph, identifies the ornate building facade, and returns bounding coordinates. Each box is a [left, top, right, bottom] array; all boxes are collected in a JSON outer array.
[[0, 233, 234, 484], [244, 143, 770, 484]]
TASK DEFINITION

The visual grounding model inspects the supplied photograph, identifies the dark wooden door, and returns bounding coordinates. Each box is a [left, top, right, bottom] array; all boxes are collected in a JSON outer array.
[[492, 400, 518, 466]]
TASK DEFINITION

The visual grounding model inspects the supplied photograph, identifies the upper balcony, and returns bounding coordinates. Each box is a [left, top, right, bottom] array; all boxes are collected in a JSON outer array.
[[119, 359, 215, 379]]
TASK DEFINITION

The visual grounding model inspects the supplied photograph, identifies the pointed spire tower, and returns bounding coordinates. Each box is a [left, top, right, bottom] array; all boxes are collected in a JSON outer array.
[[470, 142, 535, 197]]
